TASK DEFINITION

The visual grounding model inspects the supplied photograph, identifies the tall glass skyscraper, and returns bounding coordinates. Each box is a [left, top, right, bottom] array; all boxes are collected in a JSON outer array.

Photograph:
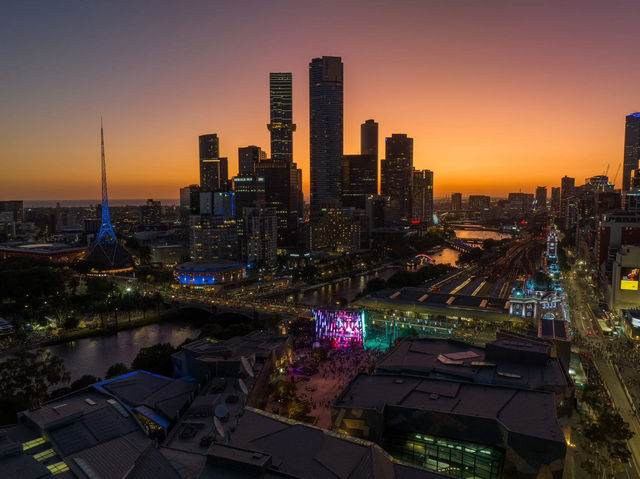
[[268, 73, 296, 162], [309, 56, 343, 215], [623, 113, 640, 191], [381, 134, 413, 221], [361, 119, 378, 158], [199, 134, 228, 191]]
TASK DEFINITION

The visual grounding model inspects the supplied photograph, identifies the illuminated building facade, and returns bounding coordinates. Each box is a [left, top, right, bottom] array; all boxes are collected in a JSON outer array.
[[341, 154, 377, 209], [174, 260, 246, 286], [412, 169, 434, 223], [239, 205, 278, 268], [268, 72, 296, 162], [314, 309, 365, 349], [238, 145, 265, 175], [199, 134, 229, 191], [509, 271, 565, 321], [381, 134, 413, 222], [189, 214, 238, 261], [311, 208, 362, 252], [140, 198, 161, 225], [611, 246, 640, 311], [232, 175, 266, 212], [623, 113, 640, 191], [309, 56, 343, 215]]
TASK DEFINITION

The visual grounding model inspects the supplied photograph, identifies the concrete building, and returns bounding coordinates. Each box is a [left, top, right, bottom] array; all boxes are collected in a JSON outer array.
[[551, 187, 561, 214], [623, 113, 640, 191], [451, 193, 462, 211], [199, 134, 229, 192], [238, 146, 266, 175], [611, 245, 640, 310], [412, 170, 434, 224], [189, 215, 238, 261], [239, 205, 278, 268], [341, 154, 377, 209], [140, 198, 161, 225], [468, 195, 490, 210], [535, 186, 547, 211], [381, 134, 414, 222]]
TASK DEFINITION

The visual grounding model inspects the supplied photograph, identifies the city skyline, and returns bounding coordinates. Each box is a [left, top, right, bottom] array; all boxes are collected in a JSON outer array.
[[3, 0, 640, 200]]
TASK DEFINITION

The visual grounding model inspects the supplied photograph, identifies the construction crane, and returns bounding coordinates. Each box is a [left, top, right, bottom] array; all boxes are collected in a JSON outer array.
[[612, 162, 621, 186]]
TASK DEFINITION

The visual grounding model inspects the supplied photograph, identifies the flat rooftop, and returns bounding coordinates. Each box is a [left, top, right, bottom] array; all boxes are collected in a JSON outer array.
[[355, 287, 511, 320], [180, 330, 288, 361], [375, 337, 569, 391], [335, 374, 564, 443]]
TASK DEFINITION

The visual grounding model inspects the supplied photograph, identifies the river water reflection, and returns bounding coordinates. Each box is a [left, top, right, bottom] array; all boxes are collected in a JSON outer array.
[[46, 322, 201, 382]]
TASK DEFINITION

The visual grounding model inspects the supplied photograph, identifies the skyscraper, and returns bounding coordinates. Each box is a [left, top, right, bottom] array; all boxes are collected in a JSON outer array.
[[551, 187, 561, 213], [341, 155, 377, 209], [560, 175, 575, 218], [199, 134, 228, 191], [412, 170, 434, 223], [535, 186, 547, 211], [309, 56, 343, 214], [238, 146, 265, 175], [361, 119, 378, 159], [381, 134, 413, 221], [623, 113, 640, 191], [268, 73, 296, 162]]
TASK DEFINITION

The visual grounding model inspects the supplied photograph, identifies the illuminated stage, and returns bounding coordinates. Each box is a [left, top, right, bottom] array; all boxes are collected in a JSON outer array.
[[314, 309, 365, 349]]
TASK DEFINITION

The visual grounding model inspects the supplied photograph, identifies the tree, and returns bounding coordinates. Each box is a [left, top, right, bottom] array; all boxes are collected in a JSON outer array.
[[105, 362, 132, 379], [132, 343, 177, 376], [0, 349, 70, 425], [70, 375, 101, 390]]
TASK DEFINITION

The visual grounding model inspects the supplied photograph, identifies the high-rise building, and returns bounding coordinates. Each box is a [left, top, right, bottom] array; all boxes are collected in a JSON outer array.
[[381, 134, 413, 221], [256, 160, 301, 247], [551, 187, 561, 214], [233, 175, 266, 213], [535, 186, 547, 211], [199, 134, 228, 191], [560, 176, 575, 219], [309, 56, 343, 214], [268, 73, 296, 163], [238, 146, 265, 175], [412, 170, 434, 223], [468, 195, 490, 210], [140, 199, 161, 225], [361, 119, 378, 159], [451, 193, 462, 211], [342, 155, 377, 209], [623, 113, 640, 191], [239, 205, 278, 268], [189, 214, 238, 261]]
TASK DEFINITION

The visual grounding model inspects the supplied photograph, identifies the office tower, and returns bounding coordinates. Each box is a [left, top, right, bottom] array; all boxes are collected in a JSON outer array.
[[342, 155, 377, 209], [199, 134, 229, 191], [309, 56, 343, 214], [238, 146, 265, 175], [233, 175, 266, 213], [140, 199, 161, 225], [451, 193, 462, 211], [412, 170, 434, 223], [189, 215, 238, 261], [268, 73, 296, 162], [380, 134, 413, 221], [239, 205, 278, 268], [535, 186, 547, 211], [256, 160, 301, 247], [468, 195, 490, 210], [551, 187, 561, 214], [361, 119, 378, 158], [199, 192, 235, 218], [560, 176, 575, 219], [623, 113, 640, 191]]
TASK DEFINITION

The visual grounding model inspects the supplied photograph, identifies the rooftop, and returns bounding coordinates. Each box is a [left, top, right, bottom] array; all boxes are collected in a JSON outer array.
[[0, 242, 86, 254], [180, 330, 288, 361], [335, 374, 564, 443], [374, 335, 569, 391]]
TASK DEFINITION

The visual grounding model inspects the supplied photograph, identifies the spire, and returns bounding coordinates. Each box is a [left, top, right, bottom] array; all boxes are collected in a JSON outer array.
[[96, 119, 117, 244]]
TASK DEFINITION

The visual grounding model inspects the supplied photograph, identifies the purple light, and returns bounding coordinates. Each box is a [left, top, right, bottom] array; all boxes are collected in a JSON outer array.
[[314, 309, 363, 349]]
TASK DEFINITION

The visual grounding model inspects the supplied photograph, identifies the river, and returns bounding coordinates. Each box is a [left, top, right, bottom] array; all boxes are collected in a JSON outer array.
[[45, 322, 200, 382]]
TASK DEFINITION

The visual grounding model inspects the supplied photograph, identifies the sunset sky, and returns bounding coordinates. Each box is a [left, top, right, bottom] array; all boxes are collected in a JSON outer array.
[[2, 0, 640, 201]]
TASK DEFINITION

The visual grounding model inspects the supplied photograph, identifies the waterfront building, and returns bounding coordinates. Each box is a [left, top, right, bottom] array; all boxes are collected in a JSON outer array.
[[309, 56, 343, 214], [341, 154, 377, 209], [188, 214, 238, 261], [199, 134, 229, 191], [412, 169, 434, 223], [381, 134, 413, 221], [173, 259, 246, 286], [268, 72, 296, 162], [237, 145, 265, 175], [623, 113, 640, 191]]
